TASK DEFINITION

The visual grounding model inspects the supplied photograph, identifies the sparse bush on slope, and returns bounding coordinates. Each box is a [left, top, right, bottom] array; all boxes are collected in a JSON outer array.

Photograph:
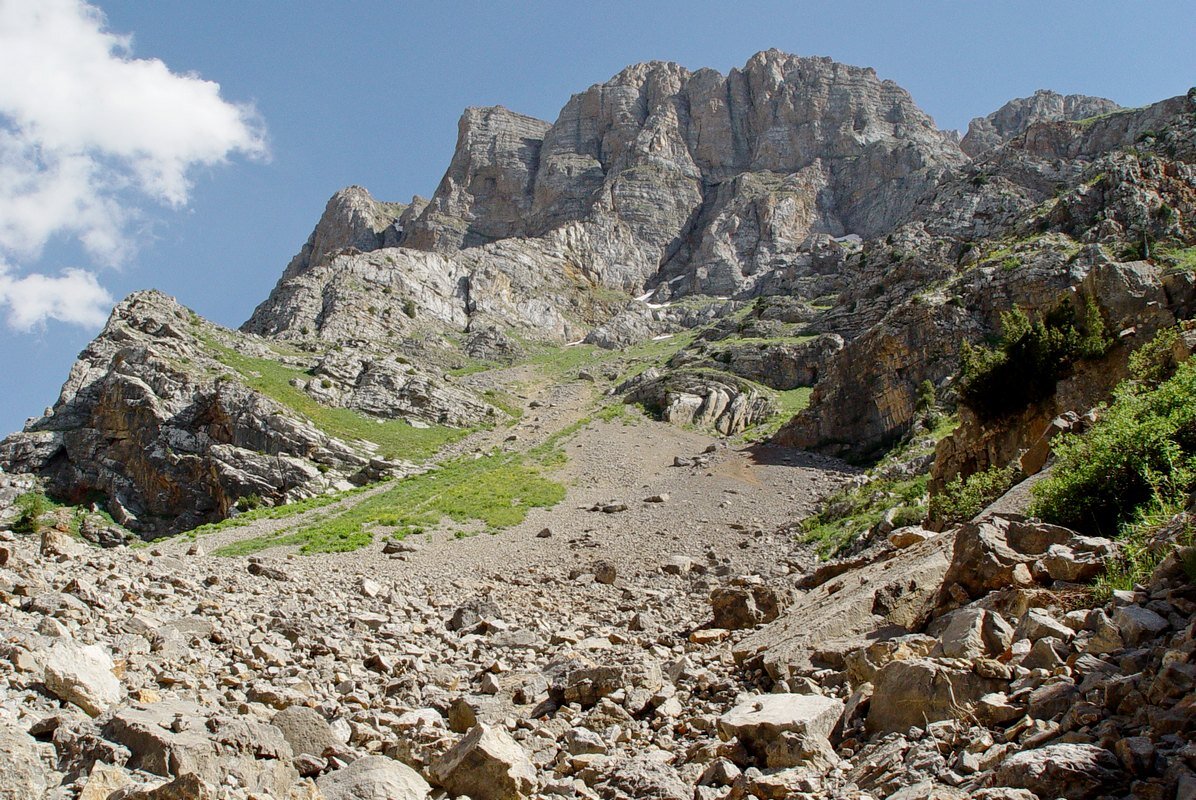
[[1031, 346, 1196, 536], [959, 299, 1110, 421]]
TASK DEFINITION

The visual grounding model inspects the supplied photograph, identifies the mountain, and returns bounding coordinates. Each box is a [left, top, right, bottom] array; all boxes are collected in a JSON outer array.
[[1, 52, 1194, 538], [2, 50, 1196, 800]]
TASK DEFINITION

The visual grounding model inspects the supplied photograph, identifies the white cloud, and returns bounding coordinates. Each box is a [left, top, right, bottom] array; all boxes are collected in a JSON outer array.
[[0, 259, 113, 331], [0, 0, 267, 330]]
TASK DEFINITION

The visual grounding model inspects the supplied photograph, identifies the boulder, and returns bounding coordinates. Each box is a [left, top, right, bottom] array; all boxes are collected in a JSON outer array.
[[122, 774, 217, 800], [272, 706, 339, 758], [867, 658, 1007, 734], [992, 743, 1123, 800], [718, 693, 844, 768], [43, 640, 122, 716], [560, 661, 662, 712], [106, 702, 297, 795], [939, 516, 1113, 607], [0, 720, 57, 798], [317, 756, 430, 800], [430, 724, 536, 800], [1113, 605, 1169, 646], [736, 532, 951, 677], [78, 764, 135, 800], [710, 580, 784, 629], [934, 608, 1013, 659]]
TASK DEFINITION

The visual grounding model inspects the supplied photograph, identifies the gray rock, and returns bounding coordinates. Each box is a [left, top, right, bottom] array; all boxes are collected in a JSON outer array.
[[317, 755, 430, 800], [1015, 609, 1074, 643], [0, 720, 57, 798], [430, 724, 536, 800], [962, 90, 1120, 157], [992, 743, 1123, 800], [272, 706, 339, 759], [867, 658, 1006, 734], [710, 580, 784, 629], [718, 693, 844, 768], [43, 640, 122, 716], [1113, 605, 1169, 646]]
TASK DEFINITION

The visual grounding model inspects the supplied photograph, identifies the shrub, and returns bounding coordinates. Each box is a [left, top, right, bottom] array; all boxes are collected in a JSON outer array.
[[1090, 500, 1192, 601], [959, 300, 1110, 420], [1031, 357, 1196, 535], [235, 493, 263, 512], [402, 299, 417, 319], [1129, 326, 1182, 387], [928, 465, 1020, 526], [11, 491, 48, 534]]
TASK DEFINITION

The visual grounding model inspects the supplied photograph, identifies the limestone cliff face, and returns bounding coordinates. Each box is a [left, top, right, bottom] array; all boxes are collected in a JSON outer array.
[[401, 107, 551, 252], [405, 50, 965, 295], [245, 50, 966, 344], [960, 90, 1120, 157]]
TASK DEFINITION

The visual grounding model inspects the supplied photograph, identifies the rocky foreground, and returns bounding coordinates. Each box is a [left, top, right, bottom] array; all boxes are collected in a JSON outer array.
[[1, 423, 1194, 800]]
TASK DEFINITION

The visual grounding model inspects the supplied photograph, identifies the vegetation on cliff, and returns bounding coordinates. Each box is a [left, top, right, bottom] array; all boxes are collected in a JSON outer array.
[[1031, 330, 1196, 535]]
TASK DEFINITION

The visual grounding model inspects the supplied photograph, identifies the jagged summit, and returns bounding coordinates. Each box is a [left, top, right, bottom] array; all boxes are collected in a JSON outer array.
[[243, 50, 966, 345], [961, 89, 1121, 156]]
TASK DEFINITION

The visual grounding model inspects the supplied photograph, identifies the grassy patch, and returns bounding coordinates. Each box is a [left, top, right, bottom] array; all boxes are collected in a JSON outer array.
[[928, 464, 1020, 527], [520, 330, 699, 385], [448, 358, 503, 377], [481, 388, 524, 421], [180, 487, 369, 539], [742, 386, 813, 441], [10, 491, 51, 534], [1091, 501, 1193, 601], [796, 416, 956, 558], [213, 450, 566, 557], [204, 339, 471, 461], [713, 335, 819, 349], [1156, 245, 1196, 273], [800, 473, 929, 559]]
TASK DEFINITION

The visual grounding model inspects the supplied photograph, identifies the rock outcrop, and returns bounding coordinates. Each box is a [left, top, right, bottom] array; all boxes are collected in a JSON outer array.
[[961, 90, 1121, 157], [0, 291, 495, 535], [776, 91, 1196, 459], [245, 50, 966, 347]]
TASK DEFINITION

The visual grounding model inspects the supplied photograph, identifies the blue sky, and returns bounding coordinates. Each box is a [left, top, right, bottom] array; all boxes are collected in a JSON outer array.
[[1, 0, 1193, 436]]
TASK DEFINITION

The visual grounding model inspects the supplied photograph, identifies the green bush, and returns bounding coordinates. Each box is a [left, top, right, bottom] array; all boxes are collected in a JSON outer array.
[[928, 465, 1020, 526], [800, 473, 929, 559], [1090, 500, 1192, 601], [959, 300, 1110, 420], [1031, 357, 1196, 535], [11, 491, 48, 534], [235, 493, 263, 512], [1129, 326, 1182, 387]]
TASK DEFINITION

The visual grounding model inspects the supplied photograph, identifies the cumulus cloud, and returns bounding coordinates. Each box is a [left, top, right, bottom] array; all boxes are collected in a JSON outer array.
[[0, 0, 267, 329], [0, 259, 113, 330]]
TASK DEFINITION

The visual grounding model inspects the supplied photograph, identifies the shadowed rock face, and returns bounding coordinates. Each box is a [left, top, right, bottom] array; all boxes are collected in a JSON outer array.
[[776, 91, 1196, 460], [0, 292, 452, 536]]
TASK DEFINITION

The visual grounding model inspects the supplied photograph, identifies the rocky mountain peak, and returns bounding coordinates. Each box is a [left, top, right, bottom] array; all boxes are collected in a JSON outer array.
[[277, 185, 406, 283], [961, 89, 1121, 156], [400, 106, 551, 252]]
